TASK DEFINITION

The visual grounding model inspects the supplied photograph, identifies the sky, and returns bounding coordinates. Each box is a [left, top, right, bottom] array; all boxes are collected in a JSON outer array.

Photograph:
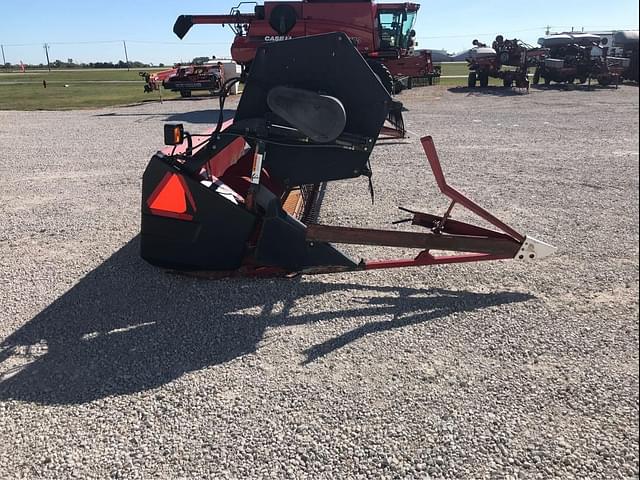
[[1, 0, 638, 65]]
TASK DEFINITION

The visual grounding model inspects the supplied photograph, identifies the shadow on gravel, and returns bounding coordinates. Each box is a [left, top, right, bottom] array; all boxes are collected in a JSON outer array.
[[529, 84, 621, 92], [94, 109, 235, 125], [447, 86, 529, 97], [0, 237, 532, 405], [165, 109, 236, 124]]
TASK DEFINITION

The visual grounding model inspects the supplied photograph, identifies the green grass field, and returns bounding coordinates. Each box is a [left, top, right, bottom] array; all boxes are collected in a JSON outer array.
[[0, 63, 515, 110], [0, 69, 181, 110]]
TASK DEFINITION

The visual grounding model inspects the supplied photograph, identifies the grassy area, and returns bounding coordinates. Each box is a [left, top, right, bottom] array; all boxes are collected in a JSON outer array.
[[438, 62, 471, 78], [0, 69, 180, 110], [435, 62, 538, 86], [0, 63, 530, 110]]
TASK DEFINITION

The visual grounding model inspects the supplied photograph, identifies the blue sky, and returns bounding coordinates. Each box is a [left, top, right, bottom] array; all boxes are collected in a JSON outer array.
[[1, 0, 638, 65]]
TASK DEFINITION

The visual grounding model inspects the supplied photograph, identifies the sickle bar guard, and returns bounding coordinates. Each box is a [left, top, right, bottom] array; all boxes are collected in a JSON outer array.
[[140, 33, 555, 277]]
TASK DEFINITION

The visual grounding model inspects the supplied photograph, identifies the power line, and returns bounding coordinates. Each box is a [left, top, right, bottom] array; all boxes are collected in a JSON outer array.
[[1, 40, 231, 47]]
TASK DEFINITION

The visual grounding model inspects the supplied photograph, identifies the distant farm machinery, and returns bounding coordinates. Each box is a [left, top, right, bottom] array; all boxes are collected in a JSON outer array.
[[466, 36, 548, 90], [612, 30, 639, 83], [140, 62, 228, 97], [533, 33, 623, 87]]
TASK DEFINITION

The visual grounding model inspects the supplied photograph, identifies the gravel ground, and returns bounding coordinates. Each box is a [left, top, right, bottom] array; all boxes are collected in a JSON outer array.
[[0, 85, 638, 479]]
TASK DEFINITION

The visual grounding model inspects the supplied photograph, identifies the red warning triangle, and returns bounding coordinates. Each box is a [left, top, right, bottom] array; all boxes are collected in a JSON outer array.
[[149, 173, 187, 213]]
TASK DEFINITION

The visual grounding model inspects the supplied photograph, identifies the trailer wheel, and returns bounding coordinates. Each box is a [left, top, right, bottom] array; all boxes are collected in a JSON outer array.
[[367, 60, 395, 95], [180, 90, 192, 98], [479, 72, 489, 88], [468, 71, 477, 88]]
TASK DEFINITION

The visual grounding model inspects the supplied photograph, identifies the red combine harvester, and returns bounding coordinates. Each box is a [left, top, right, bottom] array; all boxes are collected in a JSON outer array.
[[140, 33, 555, 277], [173, 0, 440, 92]]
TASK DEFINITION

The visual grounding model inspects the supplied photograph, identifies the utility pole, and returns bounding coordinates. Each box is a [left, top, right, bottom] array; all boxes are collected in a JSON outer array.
[[545, 25, 551, 36], [1, 44, 6, 70], [123, 40, 130, 71], [43, 43, 51, 72]]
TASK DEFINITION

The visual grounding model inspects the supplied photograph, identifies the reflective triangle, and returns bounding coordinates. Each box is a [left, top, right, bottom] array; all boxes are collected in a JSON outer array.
[[149, 174, 187, 214]]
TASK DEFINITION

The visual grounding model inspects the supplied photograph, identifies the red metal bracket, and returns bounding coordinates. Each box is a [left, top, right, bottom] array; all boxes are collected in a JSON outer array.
[[359, 136, 527, 271], [420, 136, 524, 242]]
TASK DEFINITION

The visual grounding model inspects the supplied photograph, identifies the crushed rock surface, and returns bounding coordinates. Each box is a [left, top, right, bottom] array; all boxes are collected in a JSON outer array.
[[0, 85, 638, 479]]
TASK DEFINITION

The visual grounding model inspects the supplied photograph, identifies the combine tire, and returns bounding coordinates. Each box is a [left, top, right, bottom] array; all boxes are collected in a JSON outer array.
[[180, 90, 192, 98], [367, 60, 395, 95], [468, 71, 477, 88], [479, 72, 489, 88], [532, 70, 540, 85], [503, 77, 513, 88]]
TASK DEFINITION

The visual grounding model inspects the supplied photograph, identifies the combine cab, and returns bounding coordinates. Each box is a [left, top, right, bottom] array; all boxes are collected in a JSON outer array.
[[533, 34, 618, 86], [466, 36, 548, 89], [173, 0, 440, 91], [140, 33, 555, 277]]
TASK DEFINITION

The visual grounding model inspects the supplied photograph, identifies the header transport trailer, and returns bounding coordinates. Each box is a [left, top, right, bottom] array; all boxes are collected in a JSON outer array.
[[173, 0, 440, 93]]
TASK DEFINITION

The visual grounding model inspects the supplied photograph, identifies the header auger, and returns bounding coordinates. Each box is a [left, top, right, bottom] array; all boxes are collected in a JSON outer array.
[[140, 33, 555, 278]]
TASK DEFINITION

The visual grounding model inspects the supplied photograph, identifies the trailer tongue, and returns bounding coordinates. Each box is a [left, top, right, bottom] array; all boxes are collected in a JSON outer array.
[[140, 33, 555, 277]]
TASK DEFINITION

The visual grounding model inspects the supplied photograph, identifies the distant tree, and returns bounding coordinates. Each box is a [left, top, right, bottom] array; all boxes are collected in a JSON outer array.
[[158, 63, 165, 68]]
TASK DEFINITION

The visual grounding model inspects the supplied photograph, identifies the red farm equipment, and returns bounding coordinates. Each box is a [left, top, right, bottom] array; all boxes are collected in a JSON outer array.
[[533, 34, 620, 87], [140, 63, 225, 97], [140, 33, 555, 277], [466, 36, 548, 90], [173, 0, 440, 92], [162, 63, 225, 98], [612, 30, 639, 83]]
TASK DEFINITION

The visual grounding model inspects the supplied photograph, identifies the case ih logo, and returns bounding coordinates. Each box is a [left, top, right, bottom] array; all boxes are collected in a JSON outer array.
[[264, 35, 293, 42], [263, 35, 360, 44]]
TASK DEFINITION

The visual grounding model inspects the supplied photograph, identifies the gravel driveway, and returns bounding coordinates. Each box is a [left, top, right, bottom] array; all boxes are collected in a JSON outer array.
[[0, 85, 638, 479]]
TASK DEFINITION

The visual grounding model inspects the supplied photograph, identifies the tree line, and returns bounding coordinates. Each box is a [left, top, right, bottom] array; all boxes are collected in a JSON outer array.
[[2, 59, 166, 70]]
